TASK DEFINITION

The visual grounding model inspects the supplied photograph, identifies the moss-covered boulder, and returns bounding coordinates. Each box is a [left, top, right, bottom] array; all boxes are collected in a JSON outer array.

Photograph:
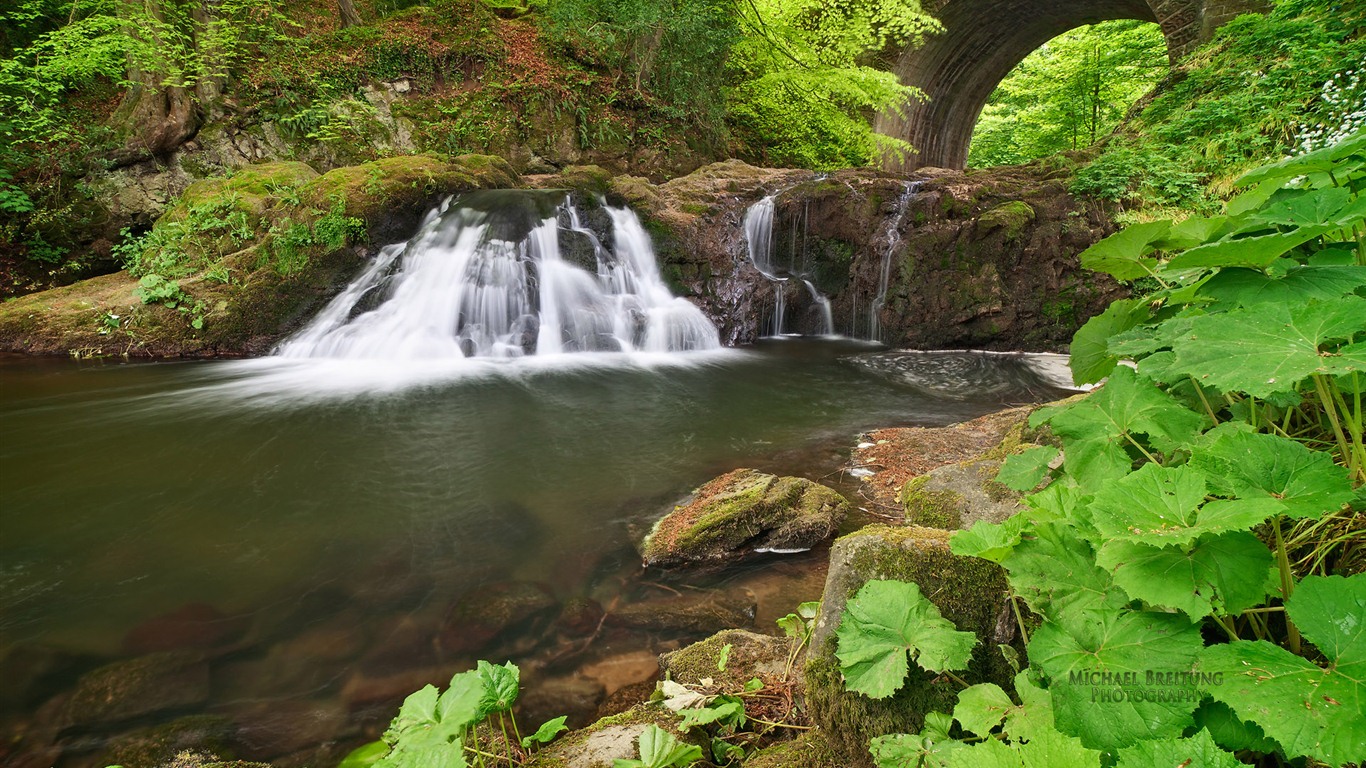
[[975, 200, 1036, 241], [659, 629, 789, 689], [899, 458, 1024, 529], [641, 469, 851, 567], [0, 153, 517, 358], [61, 651, 211, 729], [805, 525, 1018, 768]]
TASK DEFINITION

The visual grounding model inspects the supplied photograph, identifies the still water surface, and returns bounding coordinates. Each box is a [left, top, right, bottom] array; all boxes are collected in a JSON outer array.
[[1, 340, 1070, 764]]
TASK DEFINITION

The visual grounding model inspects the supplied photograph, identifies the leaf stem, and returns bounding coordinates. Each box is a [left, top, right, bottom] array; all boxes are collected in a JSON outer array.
[[1312, 374, 1354, 475], [1190, 377, 1219, 427], [1010, 591, 1030, 646], [1272, 518, 1301, 655]]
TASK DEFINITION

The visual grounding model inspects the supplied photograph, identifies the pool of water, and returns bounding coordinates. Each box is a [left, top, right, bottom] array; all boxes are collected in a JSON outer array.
[[0, 339, 1071, 767]]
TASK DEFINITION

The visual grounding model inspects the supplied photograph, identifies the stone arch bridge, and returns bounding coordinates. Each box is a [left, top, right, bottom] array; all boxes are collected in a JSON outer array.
[[876, 0, 1267, 170]]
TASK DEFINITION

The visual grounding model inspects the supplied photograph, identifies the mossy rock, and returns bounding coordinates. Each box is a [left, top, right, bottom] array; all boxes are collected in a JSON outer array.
[[975, 200, 1036, 242], [640, 469, 851, 567], [100, 715, 235, 768], [543, 164, 614, 197], [174, 162, 319, 218], [523, 703, 698, 768], [899, 457, 1024, 530], [743, 731, 842, 768], [805, 525, 1018, 768], [62, 650, 211, 728], [659, 629, 789, 690]]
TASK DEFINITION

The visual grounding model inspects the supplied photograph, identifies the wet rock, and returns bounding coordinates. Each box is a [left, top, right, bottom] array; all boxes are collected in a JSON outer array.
[[439, 581, 558, 656], [518, 675, 607, 730], [62, 651, 211, 729], [100, 715, 235, 768], [805, 525, 1018, 768], [159, 750, 273, 768], [340, 666, 451, 712], [900, 457, 1024, 529], [606, 590, 756, 635], [659, 630, 789, 689], [0, 644, 85, 711], [556, 597, 605, 637], [640, 470, 851, 567], [360, 614, 441, 676], [123, 602, 251, 655]]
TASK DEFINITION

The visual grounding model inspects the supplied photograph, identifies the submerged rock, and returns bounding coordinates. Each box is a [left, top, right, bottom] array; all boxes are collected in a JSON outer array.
[[61, 651, 211, 729], [440, 581, 559, 656], [640, 469, 851, 567], [607, 590, 757, 636], [100, 715, 235, 768], [805, 525, 1018, 768]]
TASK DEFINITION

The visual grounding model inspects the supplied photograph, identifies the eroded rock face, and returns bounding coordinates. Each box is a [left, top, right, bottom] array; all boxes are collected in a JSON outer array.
[[640, 469, 852, 567]]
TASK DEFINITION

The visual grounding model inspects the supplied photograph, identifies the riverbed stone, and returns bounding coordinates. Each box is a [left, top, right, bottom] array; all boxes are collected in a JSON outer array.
[[518, 675, 608, 730], [440, 580, 559, 656], [62, 650, 211, 729], [899, 458, 1024, 530], [100, 715, 236, 768], [640, 469, 851, 567], [805, 525, 1018, 768], [123, 602, 251, 655], [606, 590, 757, 635], [523, 703, 698, 768]]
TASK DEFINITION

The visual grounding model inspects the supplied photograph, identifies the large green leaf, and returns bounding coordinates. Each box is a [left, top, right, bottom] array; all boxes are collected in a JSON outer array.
[[1200, 574, 1366, 766], [1234, 130, 1366, 188], [1166, 226, 1333, 270], [1032, 367, 1205, 490], [1192, 700, 1279, 754], [1069, 299, 1150, 385], [835, 579, 978, 699], [1003, 671, 1056, 743], [995, 445, 1060, 491], [1161, 296, 1366, 398], [613, 724, 703, 768], [1199, 266, 1366, 309], [1088, 463, 1284, 547], [949, 514, 1029, 563], [476, 660, 519, 716], [1030, 609, 1204, 750], [1255, 186, 1353, 228], [1114, 728, 1242, 768], [1096, 532, 1274, 620], [436, 670, 484, 729], [1192, 425, 1355, 519], [953, 683, 1014, 737], [1002, 522, 1125, 617], [1078, 220, 1170, 280], [942, 727, 1101, 768]]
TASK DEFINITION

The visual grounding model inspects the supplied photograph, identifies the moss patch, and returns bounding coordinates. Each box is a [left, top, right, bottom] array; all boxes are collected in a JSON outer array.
[[899, 476, 965, 529], [976, 200, 1036, 241], [659, 629, 789, 690], [744, 731, 841, 768]]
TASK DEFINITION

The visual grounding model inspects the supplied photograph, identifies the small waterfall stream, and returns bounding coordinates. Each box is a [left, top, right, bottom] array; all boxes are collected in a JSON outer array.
[[868, 181, 919, 341], [276, 191, 719, 359], [741, 194, 834, 336]]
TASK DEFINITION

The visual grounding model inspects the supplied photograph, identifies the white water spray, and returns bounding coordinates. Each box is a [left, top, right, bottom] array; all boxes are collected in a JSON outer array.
[[275, 192, 720, 360]]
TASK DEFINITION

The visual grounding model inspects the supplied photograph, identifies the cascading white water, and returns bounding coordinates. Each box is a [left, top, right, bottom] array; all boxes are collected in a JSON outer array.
[[868, 181, 919, 341], [275, 191, 720, 360], [742, 195, 787, 336]]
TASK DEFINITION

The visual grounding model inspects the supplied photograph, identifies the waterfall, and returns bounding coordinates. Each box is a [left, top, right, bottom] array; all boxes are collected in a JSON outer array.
[[868, 181, 920, 342], [741, 194, 834, 336], [275, 191, 720, 360]]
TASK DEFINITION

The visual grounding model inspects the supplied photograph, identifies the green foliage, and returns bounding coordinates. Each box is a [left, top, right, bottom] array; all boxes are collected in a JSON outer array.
[[361, 660, 566, 768], [834, 579, 977, 699], [134, 274, 207, 329], [969, 20, 1167, 168], [612, 724, 702, 768], [1070, 0, 1366, 211], [724, 0, 937, 169], [849, 133, 1366, 767], [125, 196, 255, 278]]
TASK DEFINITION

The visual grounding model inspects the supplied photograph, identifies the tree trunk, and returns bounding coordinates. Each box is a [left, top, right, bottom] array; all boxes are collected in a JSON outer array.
[[108, 0, 201, 165], [339, 0, 362, 28]]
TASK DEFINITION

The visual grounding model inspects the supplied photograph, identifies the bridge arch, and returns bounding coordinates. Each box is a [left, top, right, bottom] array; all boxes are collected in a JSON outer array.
[[875, 0, 1265, 171]]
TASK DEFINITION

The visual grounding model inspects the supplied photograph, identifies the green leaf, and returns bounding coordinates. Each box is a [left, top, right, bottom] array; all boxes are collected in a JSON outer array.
[[942, 727, 1101, 768], [1002, 522, 1124, 616], [1158, 214, 1235, 249], [476, 660, 519, 716], [1032, 367, 1205, 490], [871, 729, 966, 768], [1192, 700, 1279, 754], [520, 716, 568, 748], [1115, 728, 1242, 768], [744, 677, 763, 692], [1069, 298, 1150, 385], [1255, 186, 1353, 228], [953, 683, 1013, 737], [835, 579, 978, 699], [1200, 574, 1366, 766], [388, 685, 440, 739], [949, 514, 1029, 563], [436, 670, 484, 730], [797, 601, 820, 619], [995, 446, 1060, 491], [1030, 609, 1204, 750], [1002, 671, 1056, 742], [717, 643, 731, 671], [1199, 266, 1366, 309], [942, 738, 1018, 768], [776, 614, 805, 640], [679, 696, 745, 730], [1161, 296, 1366, 398], [1191, 425, 1355, 520], [1166, 226, 1333, 270], [615, 724, 703, 768], [1078, 220, 1170, 280], [1096, 532, 1274, 620], [337, 740, 389, 768], [1088, 464, 1284, 547]]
